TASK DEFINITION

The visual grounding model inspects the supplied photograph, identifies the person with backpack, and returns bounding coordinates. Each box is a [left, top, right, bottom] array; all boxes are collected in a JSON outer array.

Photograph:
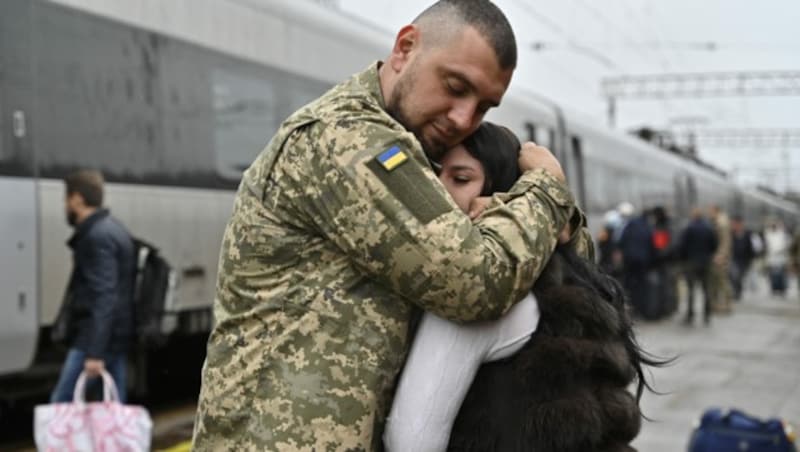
[[50, 170, 135, 403]]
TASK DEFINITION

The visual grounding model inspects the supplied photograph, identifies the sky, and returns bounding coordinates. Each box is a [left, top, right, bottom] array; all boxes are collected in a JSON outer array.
[[327, 0, 800, 192]]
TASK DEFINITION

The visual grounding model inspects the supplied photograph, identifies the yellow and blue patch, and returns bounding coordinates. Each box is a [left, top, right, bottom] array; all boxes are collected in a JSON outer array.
[[376, 146, 408, 171]]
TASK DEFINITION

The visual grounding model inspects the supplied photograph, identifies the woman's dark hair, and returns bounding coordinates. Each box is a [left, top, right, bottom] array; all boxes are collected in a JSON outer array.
[[461, 122, 521, 195], [449, 122, 673, 451]]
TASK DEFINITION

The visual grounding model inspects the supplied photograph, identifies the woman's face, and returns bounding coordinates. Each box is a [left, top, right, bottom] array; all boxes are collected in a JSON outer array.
[[438, 144, 486, 213]]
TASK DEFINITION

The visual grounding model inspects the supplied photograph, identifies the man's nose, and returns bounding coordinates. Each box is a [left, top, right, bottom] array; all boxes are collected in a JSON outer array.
[[447, 100, 479, 133]]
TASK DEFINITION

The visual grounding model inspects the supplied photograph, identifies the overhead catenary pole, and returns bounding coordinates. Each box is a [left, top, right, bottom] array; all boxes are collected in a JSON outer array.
[[602, 71, 800, 128]]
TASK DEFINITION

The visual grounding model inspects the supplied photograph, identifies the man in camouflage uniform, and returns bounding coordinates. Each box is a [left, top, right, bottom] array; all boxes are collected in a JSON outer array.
[[193, 1, 592, 450], [709, 204, 733, 313]]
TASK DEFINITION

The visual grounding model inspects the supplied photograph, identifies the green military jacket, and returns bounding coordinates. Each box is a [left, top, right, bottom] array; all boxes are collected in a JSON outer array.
[[193, 62, 591, 451]]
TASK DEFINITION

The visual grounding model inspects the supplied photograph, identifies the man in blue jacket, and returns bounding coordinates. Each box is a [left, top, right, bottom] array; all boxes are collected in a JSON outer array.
[[51, 170, 135, 402], [678, 207, 718, 326]]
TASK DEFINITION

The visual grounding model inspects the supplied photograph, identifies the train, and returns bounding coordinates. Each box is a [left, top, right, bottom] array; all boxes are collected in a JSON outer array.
[[1, 0, 797, 400]]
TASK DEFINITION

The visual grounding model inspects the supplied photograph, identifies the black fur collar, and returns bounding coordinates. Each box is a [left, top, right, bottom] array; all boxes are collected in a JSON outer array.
[[448, 247, 661, 452]]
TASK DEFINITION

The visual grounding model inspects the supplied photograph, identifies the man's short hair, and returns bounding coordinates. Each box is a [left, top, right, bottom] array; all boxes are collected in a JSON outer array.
[[64, 169, 104, 207], [413, 0, 517, 69]]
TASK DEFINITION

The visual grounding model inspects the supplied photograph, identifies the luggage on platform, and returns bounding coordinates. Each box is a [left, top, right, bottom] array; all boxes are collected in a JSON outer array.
[[688, 408, 797, 452], [34, 370, 152, 451]]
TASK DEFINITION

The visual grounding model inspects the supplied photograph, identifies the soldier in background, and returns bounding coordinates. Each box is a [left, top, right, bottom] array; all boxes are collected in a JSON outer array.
[[708, 205, 733, 313], [192, 1, 591, 450]]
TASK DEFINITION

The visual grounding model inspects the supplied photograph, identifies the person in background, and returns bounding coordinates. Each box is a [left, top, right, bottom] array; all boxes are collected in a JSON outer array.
[[598, 209, 622, 278], [616, 204, 657, 319], [764, 220, 790, 297], [730, 215, 756, 300], [650, 206, 678, 318], [708, 205, 733, 313], [51, 170, 135, 403], [678, 208, 718, 326]]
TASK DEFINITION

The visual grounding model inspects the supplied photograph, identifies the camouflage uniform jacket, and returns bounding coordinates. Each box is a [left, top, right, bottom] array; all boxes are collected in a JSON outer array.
[[192, 62, 591, 451], [713, 212, 732, 265]]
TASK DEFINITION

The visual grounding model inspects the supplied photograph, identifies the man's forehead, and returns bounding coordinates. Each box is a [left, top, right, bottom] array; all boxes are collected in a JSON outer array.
[[427, 27, 513, 101]]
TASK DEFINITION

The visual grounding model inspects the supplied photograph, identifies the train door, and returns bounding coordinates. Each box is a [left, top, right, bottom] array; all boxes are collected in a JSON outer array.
[[0, 0, 39, 375]]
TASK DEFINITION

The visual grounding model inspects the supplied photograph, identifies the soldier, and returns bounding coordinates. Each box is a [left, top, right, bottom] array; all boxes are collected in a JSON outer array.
[[192, 1, 590, 450], [709, 205, 733, 313]]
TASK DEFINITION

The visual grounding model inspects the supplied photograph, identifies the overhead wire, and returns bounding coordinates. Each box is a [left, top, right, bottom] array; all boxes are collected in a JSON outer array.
[[508, 0, 621, 97]]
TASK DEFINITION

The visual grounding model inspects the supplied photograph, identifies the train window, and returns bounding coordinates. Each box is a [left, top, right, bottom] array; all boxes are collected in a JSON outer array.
[[32, 4, 164, 181], [210, 68, 328, 180], [523, 122, 554, 149], [524, 122, 536, 142], [286, 78, 326, 115], [535, 127, 554, 149], [0, 100, 4, 163], [212, 69, 280, 179], [0, 0, 35, 177]]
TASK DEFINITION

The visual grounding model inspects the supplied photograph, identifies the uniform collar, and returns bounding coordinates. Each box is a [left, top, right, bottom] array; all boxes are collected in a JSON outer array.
[[355, 61, 387, 110], [354, 62, 441, 171]]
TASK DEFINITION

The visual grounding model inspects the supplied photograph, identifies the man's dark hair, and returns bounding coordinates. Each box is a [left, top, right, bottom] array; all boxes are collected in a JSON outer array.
[[413, 0, 517, 69], [64, 169, 104, 207]]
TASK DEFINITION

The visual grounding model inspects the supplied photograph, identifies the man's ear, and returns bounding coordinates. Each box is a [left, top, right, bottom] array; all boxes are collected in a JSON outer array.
[[389, 24, 420, 73]]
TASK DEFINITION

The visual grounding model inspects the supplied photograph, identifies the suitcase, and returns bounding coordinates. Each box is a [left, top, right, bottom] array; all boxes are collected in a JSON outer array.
[[688, 408, 797, 452]]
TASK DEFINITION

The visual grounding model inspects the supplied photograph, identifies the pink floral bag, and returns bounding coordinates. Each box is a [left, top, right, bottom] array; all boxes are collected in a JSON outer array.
[[34, 370, 152, 451]]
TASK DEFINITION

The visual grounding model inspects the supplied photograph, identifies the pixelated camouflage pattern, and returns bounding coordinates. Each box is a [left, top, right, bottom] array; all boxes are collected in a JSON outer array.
[[192, 62, 580, 451], [710, 211, 733, 311], [713, 212, 732, 264]]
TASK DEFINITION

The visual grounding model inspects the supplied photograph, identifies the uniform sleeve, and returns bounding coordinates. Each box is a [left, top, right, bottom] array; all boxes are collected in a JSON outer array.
[[278, 119, 576, 322], [560, 205, 595, 262]]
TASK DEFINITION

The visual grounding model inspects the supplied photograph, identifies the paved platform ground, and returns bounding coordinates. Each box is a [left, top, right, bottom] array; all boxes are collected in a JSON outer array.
[[632, 283, 800, 451]]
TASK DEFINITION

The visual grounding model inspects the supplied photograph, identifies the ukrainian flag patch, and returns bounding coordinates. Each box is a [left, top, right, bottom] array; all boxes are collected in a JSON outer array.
[[376, 146, 408, 171]]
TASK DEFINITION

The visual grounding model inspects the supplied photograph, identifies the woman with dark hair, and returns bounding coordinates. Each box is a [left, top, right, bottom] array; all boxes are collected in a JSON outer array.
[[384, 122, 667, 452]]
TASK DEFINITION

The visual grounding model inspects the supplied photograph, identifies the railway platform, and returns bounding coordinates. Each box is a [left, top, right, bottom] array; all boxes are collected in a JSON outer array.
[[633, 283, 800, 451]]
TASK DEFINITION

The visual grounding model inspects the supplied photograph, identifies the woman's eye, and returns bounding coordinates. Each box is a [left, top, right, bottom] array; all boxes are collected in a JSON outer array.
[[453, 176, 471, 184]]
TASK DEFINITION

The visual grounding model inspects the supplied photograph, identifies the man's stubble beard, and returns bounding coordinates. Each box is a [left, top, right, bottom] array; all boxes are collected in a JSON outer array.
[[386, 65, 447, 161]]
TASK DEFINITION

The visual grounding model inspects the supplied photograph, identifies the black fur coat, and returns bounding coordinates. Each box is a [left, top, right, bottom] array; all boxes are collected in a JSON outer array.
[[448, 248, 645, 452]]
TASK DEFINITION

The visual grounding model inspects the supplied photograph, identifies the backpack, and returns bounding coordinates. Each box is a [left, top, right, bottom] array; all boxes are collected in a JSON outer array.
[[688, 408, 797, 452], [132, 238, 176, 347]]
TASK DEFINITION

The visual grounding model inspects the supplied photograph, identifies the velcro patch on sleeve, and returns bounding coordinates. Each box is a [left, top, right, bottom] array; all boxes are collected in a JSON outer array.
[[367, 147, 452, 224]]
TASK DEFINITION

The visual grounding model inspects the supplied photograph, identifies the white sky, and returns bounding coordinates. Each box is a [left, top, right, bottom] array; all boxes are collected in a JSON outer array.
[[330, 0, 800, 192]]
